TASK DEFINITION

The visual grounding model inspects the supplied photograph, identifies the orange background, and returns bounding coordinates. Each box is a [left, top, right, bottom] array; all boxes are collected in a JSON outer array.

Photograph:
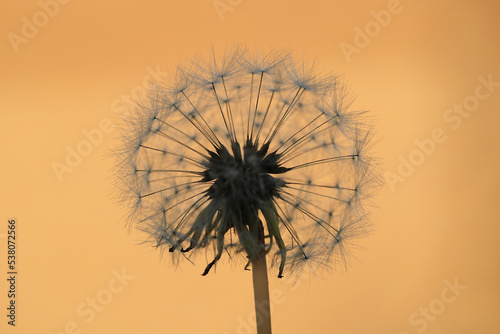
[[1, 0, 500, 333]]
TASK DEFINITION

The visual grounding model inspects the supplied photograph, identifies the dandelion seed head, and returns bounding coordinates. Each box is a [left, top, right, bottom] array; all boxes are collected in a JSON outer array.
[[115, 48, 380, 277], [239, 48, 288, 75]]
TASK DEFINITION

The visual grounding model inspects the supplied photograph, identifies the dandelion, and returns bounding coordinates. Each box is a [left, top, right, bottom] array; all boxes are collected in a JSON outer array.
[[115, 47, 380, 334]]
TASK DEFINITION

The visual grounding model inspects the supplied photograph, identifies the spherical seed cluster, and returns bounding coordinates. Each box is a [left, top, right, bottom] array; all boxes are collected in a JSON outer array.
[[115, 48, 380, 277]]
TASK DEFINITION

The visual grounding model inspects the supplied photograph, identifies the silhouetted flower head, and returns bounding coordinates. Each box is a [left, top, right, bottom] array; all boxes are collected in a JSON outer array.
[[115, 48, 380, 278]]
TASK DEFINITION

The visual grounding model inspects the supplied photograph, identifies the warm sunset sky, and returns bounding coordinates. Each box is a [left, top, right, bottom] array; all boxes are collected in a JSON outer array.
[[1, 1, 499, 333]]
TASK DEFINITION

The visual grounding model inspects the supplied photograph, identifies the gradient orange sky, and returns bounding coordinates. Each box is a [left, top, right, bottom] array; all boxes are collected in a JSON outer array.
[[1, 1, 500, 333]]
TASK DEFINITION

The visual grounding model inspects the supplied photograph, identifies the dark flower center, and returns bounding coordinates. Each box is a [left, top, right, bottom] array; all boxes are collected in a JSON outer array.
[[202, 139, 288, 218]]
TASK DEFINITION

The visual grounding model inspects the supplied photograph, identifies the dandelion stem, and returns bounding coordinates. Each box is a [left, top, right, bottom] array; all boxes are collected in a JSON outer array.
[[251, 220, 273, 334]]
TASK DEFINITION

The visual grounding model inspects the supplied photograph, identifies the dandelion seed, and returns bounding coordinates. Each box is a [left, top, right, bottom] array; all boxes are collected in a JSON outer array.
[[114, 48, 380, 334]]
